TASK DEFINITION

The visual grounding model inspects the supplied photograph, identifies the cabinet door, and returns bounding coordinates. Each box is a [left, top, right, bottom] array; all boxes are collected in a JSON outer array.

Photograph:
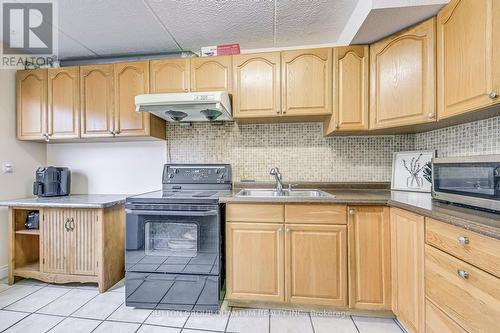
[[114, 61, 150, 137], [47, 67, 80, 139], [281, 48, 332, 116], [370, 18, 436, 130], [190, 56, 232, 93], [150, 58, 189, 93], [69, 209, 97, 276], [325, 46, 369, 135], [41, 209, 70, 274], [285, 224, 347, 306], [348, 206, 391, 310], [226, 222, 284, 302], [16, 69, 47, 140], [232, 52, 281, 118], [390, 208, 425, 333], [80, 64, 114, 137], [437, 0, 500, 119]]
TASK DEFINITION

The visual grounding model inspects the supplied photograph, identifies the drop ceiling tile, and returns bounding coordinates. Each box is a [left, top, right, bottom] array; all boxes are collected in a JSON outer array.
[[57, 0, 179, 58], [146, 0, 275, 51], [275, 0, 358, 47], [57, 32, 97, 59]]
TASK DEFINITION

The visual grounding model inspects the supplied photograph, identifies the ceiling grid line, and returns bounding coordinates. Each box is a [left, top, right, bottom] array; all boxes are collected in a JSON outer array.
[[142, 0, 183, 51], [273, 0, 278, 47]]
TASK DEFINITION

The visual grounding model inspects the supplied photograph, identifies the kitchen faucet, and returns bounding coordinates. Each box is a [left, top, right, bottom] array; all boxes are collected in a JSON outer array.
[[269, 167, 283, 193]]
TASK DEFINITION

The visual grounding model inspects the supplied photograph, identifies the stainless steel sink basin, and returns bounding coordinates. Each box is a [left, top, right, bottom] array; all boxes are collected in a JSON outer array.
[[236, 189, 334, 198]]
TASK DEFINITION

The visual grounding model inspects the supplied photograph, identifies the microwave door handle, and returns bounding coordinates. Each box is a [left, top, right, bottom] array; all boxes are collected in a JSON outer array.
[[125, 209, 218, 217]]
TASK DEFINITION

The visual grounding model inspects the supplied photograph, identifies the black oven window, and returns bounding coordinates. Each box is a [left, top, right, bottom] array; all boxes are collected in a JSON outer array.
[[145, 222, 198, 257]]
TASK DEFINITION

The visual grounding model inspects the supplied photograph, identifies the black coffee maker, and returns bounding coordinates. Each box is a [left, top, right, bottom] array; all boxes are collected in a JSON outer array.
[[33, 167, 71, 197]]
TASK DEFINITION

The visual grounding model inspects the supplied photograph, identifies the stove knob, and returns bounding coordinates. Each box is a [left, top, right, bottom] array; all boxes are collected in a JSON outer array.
[[169, 174, 174, 178]]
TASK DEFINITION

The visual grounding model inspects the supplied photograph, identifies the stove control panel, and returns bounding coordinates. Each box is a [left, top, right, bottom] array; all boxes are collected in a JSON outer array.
[[163, 164, 232, 184]]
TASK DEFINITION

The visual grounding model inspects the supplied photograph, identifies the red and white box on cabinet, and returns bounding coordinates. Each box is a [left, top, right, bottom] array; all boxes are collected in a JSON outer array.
[[201, 44, 240, 57]]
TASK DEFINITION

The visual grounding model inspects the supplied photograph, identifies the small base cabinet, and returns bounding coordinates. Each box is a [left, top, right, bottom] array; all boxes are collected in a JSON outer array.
[[348, 206, 391, 311], [226, 203, 348, 308], [8, 205, 124, 292]]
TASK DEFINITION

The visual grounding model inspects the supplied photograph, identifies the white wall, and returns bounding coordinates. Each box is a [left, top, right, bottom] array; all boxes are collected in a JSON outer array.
[[0, 69, 47, 276], [46, 141, 166, 195]]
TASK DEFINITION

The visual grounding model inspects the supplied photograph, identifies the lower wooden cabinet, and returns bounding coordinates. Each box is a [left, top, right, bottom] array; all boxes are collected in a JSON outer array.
[[226, 222, 284, 302], [348, 206, 391, 310], [9, 206, 124, 292], [425, 299, 467, 333], [226, 203, 348, 307], [390, 208, 425, 333], [286, 224, 347, 306]]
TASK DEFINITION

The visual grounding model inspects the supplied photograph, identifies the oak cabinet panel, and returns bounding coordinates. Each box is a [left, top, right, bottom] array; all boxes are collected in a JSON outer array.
[[370, 18, 436, 130], [41, 209, 69, 274], [437, 0, 500, 119], [114, 61, 150, 137], [226, 222, 284, 302], [348, 206, 391, 310], [286, 224, 347, 306], [232, 52, 281, 118], [282, 48, 332, 116], [325, 46, 369, 134], [425, 298, 467, 333], [80, 64, 115, 137], [16, 69, 47, 140], [191, 56, 232, 93], [425, 244, 500, 333], [70, 209, 98, 276], [47, 67, 80, 139], [227, 204, 284, 223], [150, 58, 190, 93], [390, 208, 425, 333]]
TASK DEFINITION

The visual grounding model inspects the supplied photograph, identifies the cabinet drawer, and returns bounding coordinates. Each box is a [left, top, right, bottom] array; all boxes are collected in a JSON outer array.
[[285, 204, 346, 224], [227, 204, 284, 223], [425, 218, 500, 278], [426, 299, 467, 333], [425, 245, 500, 333]]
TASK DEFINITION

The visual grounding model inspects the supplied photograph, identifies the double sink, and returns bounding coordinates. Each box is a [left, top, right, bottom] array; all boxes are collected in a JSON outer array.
[[236, 188, 334, 198]]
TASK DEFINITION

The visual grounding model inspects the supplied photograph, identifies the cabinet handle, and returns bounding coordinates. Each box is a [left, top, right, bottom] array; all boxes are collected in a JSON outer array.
[[427, 112, 435, 119], [64, 219, 70, 231], [349, 208, 356, 215], [335, 123, 339, 130], [489, 91, 499, 99], [70, 218, 75, 231], [43, 133, 50, 142], [111, 131, 116, 136], [286, 228, 290, 233], [457, 236, 469, 245], [282, 109, 287, 114], [457, 269, 469, 279], [278, 227, 283, 232]]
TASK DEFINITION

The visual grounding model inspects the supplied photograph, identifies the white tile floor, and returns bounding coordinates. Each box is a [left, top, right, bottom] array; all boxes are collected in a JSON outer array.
[[0, 278, 405, 333]]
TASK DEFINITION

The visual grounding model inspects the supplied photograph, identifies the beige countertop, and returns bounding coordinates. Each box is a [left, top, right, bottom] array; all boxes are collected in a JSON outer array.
[[221, 187, 500, 240], [0, 194, 127, 209]]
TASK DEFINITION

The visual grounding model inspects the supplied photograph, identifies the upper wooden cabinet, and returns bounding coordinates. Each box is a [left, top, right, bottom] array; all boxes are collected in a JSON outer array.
[[150, 58, 190, 93], [282, 48, 332, 116], [370, 18, 436, 130], [114, 61, 150, 137], [325, 46, 369, 135], [232, 52, 281, 118], [47, 67, 80, 139], [80, 64, 115, 138], [16, 69, 47, 140], [348, 206, 391, 311], [391, 208, 425, 333], [190, 56, 232, 93], [286, 224, 347, 307], [437, 0, 500, 119]]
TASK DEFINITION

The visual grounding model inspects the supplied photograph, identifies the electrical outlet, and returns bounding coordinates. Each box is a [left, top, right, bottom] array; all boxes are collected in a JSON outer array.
[[2, 163, 13, 174]]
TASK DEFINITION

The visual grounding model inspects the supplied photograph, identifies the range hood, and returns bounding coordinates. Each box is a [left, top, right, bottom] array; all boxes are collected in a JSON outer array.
[[135, 91, 232, 122]]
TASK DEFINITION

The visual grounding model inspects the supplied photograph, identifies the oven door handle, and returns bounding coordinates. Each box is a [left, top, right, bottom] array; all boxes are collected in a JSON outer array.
[[125, 209, 218, 217]]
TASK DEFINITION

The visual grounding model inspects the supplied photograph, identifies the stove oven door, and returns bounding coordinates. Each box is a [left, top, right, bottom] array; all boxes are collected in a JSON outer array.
[[125, 204, 223, 311]]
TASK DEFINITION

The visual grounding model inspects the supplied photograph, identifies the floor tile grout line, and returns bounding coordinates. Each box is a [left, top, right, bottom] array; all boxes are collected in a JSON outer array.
[[0, 283, 49, 310], [308, 311, 316, 333], [0, 310, 30, 333], [67, 289, 102, 318], [350, 315, 361, 333], [29, 286, 74, 314], [223, 306, 232, 332]]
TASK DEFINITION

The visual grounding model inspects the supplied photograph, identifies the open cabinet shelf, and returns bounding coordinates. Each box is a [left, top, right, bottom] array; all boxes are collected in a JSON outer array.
[[15, 229, 40, 235]]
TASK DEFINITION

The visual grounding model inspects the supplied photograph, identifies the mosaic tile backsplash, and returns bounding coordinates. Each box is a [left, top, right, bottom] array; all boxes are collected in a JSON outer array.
[[166, 116, 500, 182], [166, 122, 414, 182]]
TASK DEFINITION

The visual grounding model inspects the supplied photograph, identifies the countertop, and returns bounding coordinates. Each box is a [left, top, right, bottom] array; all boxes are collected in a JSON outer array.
[[0, 194, 127, 209], [220, 188, 500, 240]]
